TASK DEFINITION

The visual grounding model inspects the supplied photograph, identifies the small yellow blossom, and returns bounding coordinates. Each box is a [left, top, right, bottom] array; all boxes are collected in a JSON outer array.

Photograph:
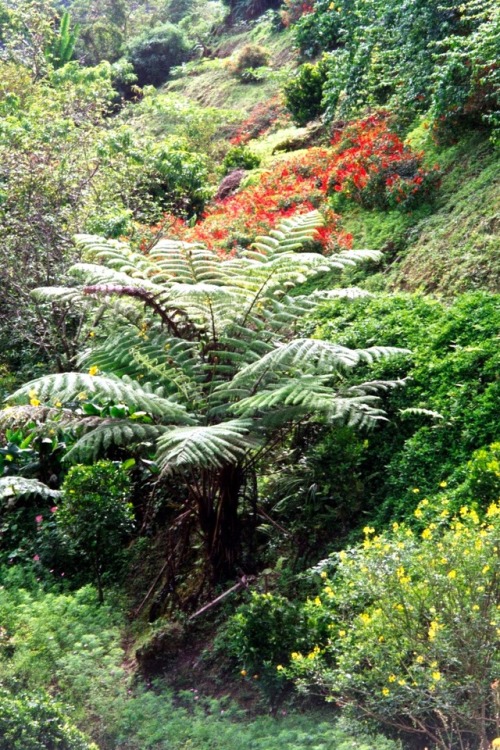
[[414, 508, 423, 519], [416, 655, 425, 664], [30, 397, 41, 407], [339, 630, 346, 638], [431, 671, 441, 681], [447, 570, 457, 579], [276, 665, 284, 671], [472, 604, 480, 611], [482, 565, 490, 574], [320, 571, 328, 579], [439, 481, 447, 488], [422, 529, 432, 540], [88, 365, 99, 376], [381, 687, 390, 696], [412, 488, 420, 494], [388, 674, 396, 683]]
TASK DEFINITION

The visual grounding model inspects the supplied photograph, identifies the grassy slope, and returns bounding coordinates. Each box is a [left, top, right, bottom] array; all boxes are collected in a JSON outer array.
[[165, 21, 296, 112]]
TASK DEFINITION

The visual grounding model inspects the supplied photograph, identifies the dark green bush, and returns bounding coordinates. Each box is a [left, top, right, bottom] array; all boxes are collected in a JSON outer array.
[[284, 57, 329, 125], [222, 144, 260, 175], [0, 688, 97, 750], [127, 23, 190, 87], [58, 461, 134, 601], [139, 138, 212, 219]]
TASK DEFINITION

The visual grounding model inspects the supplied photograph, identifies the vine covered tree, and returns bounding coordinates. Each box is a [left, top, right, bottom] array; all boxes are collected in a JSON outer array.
[[6, 212, 405, 586]]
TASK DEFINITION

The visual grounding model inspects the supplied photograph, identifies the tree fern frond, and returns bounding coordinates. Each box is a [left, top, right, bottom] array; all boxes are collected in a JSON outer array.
[[64, 420, 167, 462], [0, 477, 61, 502], [228, 339, 408, 392], [157, 420, 260, 473], [8, 374, 194, 423], [31, 286, 90, 305], [248, 211, 323, 259]]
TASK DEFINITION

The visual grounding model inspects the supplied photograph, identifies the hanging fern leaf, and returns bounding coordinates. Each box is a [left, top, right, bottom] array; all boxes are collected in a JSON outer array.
[[0, 477, 61, 502]]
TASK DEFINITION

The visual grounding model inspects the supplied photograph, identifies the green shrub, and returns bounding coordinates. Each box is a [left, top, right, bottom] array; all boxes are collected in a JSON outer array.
[[309, 292, 500, 523], [221, 144, 260, 175], [287, 499, 500, 749], [222, 591, 311, 699], [230, 44, 270, 83], [139, 137, 212, 219], [127, 23, 190, 87], [284, 57, 329, 126], [58, 461, 134, 602], [0, 688, 97, 750]]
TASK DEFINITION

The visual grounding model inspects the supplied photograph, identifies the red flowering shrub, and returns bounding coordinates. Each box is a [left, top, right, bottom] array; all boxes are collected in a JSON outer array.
[[328, 114, 440, 211], [139, 114, 439, 257], [161, 147, 353, 254]]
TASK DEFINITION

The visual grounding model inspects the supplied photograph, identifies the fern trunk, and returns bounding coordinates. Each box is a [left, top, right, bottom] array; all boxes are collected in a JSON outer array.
[[197, 465, 244, 584]]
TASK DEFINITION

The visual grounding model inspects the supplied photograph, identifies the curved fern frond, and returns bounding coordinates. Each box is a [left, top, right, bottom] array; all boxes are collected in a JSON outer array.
[[157, 419, 260, 473], [0, 477, 61, 502], [8, 374, 194, 423], [64, 420, 167, 462], [228, 339, 408, 392]]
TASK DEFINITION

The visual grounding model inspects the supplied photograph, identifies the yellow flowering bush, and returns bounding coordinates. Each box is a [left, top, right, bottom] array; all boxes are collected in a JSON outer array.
[[287, 499, 500, 750]]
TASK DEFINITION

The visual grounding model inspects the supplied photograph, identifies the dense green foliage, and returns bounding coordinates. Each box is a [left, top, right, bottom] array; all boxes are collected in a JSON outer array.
[[291, 0, 499, 142], [0, 1, 498, 747], [58, 462, 134, 601], [0, 688, 97, 750], [126, 23, 190, 87]]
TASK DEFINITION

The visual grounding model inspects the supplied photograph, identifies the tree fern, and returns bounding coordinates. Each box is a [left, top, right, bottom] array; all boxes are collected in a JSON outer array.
[[6, 210, 408, 583]]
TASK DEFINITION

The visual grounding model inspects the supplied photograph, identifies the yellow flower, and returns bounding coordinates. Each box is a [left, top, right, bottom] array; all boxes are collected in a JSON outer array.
[[276, 665, 284, 671], [421, 528, 432, 540], [55, 401, 62, 408], [447, 570, 457, 579], [414, 508, 423, 519], [439, 481, 447, 488], [412, 488, 420, 494], [472, 604, 480, 612], [338, 630, 346, 638], [363, 526, 375, 535], [382, 687, 390, 696], [290, 652, 302, 661], [428, 620, 442, 641], [483, 565, 490, 574], [388, 674, 396, 683], [88, 365, 99, 376], [392, 522, 400, 532], [416, 655, 425, 664], [431, 671, 441, 681], [314, 596, 322, 607], [30, 397, 41, 407], [320, 571, 328, 579]]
